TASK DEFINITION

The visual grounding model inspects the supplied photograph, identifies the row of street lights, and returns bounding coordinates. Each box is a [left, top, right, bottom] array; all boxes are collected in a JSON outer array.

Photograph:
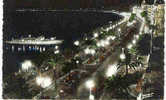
[[20, 60, 53, 89]]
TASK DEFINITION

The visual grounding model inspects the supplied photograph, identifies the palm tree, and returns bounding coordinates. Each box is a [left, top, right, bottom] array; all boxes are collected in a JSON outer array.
[[104, 75, 130, 98], [117, 48, 144, 75]]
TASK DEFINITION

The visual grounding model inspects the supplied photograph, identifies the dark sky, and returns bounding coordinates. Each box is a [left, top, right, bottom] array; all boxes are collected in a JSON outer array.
[[5, 0, 139, 10]]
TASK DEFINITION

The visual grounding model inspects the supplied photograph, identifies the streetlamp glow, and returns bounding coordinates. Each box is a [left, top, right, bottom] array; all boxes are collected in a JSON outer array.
[[55, 46, 59, 49], [86, 80, 95, 89], [93, 33, 98, 38], [101, 40, 105, 47], [135, 35, 139, 39], [106, 36, 111, 41], [132, 39, 136, 44], [106, 28, 109, 32], [127, 44, 133, 49], [90, 49, 96, 55], [106, 64, 117, 77], [120, 53, 126, 60], [104, 40, 110, 46], [111, 36, 116, 40], [36, 76, 52, 88], [54, 50, 59, 54], [89, 94, 95, 100], [74, 41, 79, 46], [43, 47, 46, 51], [85, 48, 90, 54], [118, 28, 121, 32], [86, 79, 95, 100], [97, 42, 101, 47], [76, 60, 79, 64], [21, 60, 34, 71]]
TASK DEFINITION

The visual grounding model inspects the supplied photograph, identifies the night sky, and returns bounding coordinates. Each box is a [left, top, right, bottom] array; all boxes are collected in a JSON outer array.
[[5, 0, 140, 10]]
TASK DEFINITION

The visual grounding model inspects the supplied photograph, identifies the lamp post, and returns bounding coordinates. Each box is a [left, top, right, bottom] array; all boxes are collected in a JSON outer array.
[[118, 28, 121, 38], [86, 80, 95, 100], [120, 48, 129, 74], [120, 48, 126, 60]]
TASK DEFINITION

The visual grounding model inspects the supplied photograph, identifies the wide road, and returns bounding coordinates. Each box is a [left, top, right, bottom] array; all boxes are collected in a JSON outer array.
[[76, 19, 141, 99]]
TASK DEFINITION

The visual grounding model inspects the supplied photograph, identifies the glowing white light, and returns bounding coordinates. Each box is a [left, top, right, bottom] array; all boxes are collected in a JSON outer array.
[[40, 47, 42, 52], [133, 20, 136, 23], [93, 33, 98, 38], [90, 49, 96, 55], [85, 38, 88, 40], [74, 41, 79, 46], [12, 45, 14, 50], [120, 53, 126, 60], [104, 40, 110, 46], [36, 76, 52, 88], [106, 36, 111, 41], [86, 80, 95, 89], [135, 35, 139, 39], [28, 35, 31, 38], [127, 44, 133, 49], [76, 60, 79, 64], [23, 46, 25, 51], [106, 28, 109, 32], [89, 94, 95, 100], [85, 48, 90, 54], [97, 42, 101, 47], [55, 46, 59, 49], [118, 28, 121, 32], [106, 64, 118, 77], [54, 50, 59, 54], [21, 60, 34, 71], [101, 40, 105, 47], [132, 39, 136, 44], [60, 90, 64, 93], [43, 47, 46, 51], [111, 36, 116, 40]]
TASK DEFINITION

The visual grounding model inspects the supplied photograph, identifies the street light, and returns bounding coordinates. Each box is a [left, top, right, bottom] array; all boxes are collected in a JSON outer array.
[[97, 42, 101, 47], [36, 76, 52, 88], [120, 53, 126, 60], [132, 39, 136, 44], [76, 60, 79, 64], [55, 46, 59, 49], [106, 28, 109, 32], [135, 35, 139, 40], [120, 48, 126, 60], [110, 36, 116, 40], [106, 64, 118, 77], [106, 36, 111, 41], [85, 48, 90, 54], [90, 49, 96, 55], [101, 40, 105, 47], [118, 28, 121, 32], [93, 33, 98, 38], [74, 41, 79, 46], [89, 94, 95, 100], [54, 50, 59, 54], [104, 40, 110, 46], [127, 44, 133, 49], [86, 80, 95, 100], [21, 60, 34, 72], [118, 28, 121, 38]]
